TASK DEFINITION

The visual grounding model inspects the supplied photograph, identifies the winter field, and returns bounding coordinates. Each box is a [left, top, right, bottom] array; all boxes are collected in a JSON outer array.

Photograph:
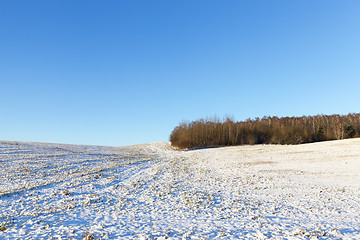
[[0, 139, 360, 239]]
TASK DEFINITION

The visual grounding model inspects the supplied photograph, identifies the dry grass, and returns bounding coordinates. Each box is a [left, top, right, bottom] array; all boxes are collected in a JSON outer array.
[[83, 231, 94, 240]]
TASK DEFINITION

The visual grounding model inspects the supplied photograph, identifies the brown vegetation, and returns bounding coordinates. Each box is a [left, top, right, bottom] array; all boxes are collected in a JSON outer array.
[[170, 114, 360, 149], [83, 231, 95, 240]]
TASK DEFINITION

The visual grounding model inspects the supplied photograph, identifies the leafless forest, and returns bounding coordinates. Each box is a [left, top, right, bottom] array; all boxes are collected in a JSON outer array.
[[170, 114, 360, 149]]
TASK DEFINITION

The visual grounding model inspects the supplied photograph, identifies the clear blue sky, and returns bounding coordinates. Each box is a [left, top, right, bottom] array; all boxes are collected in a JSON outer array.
[[1, 1, 360, 146]]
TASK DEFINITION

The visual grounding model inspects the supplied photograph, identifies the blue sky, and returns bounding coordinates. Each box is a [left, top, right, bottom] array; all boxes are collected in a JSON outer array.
[[1, 1, 360, 146]]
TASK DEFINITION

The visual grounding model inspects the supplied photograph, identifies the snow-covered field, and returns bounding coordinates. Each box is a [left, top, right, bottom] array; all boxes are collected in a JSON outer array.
[[1, 139, 360, 239]]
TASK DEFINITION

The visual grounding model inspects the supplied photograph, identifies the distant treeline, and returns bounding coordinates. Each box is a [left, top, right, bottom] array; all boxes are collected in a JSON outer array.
[[170, 114, 360, 149]]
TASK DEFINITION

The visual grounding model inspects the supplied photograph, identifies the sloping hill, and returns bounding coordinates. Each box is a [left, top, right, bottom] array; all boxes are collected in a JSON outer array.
[[0, 139, 359, 239]]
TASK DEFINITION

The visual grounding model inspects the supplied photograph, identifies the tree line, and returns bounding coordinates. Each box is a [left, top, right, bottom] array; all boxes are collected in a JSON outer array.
[[170, 113, 360, 149]]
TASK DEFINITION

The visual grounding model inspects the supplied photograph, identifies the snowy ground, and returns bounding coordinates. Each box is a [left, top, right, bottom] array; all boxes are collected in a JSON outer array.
[[0, 139, 360, 239]]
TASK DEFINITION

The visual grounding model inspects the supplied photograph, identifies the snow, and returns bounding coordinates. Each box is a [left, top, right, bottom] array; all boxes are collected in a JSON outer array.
[[0, 139, 360, 239]]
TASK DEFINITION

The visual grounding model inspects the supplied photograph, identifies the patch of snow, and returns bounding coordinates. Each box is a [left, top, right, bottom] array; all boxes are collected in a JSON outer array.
[[0, 139, 360, 239]]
